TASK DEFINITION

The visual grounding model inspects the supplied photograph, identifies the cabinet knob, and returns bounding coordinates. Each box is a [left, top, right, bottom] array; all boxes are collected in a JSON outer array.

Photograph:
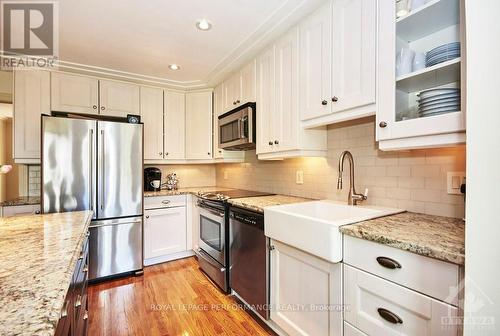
[[332, 96, 339, 102], [274, 140, 279, 145], [165, 152, 169, 156], [236, 100, 240, 104], [321, 100, 328, 106], [159, 152, 162, 156], [35, 210, 40, 214], [145, 215, 149, 219], [101, 106, 105, 110], [208, 152, 211, 156], [268, 141, 273, 146], [233, 101, 236, 105], [379, 121, 388, 128], [93, 105, 97, 109], [218, 150, 222, 153]]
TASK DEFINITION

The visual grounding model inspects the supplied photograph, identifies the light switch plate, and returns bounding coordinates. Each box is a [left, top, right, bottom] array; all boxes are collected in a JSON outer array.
[[447, 172, 465, 195], [296, 170, 304, 185]]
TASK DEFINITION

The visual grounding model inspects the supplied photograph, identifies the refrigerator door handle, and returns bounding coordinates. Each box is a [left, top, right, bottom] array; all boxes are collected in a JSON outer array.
[[99, 129, 105, 212], [89, 129, 94, 214]]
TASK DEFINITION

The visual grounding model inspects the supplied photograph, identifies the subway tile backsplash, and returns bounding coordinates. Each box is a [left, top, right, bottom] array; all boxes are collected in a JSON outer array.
[[215, 119, 466, 218], [28, 165, 41, 197]]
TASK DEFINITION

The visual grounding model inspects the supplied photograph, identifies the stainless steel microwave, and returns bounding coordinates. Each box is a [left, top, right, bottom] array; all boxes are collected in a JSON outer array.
[[218, 102, 256, 150]]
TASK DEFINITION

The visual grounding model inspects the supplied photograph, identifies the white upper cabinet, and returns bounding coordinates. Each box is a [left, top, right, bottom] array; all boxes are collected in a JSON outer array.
[[164, 90, 186, 160], [300, 0, 377, 128], [223, 73, 241, 112], [185, 91, 213, 159], [213, 84, 224, 159], [299, 1, 332, 122], [331, 0, 376, 114], [222, 60, 257, 114], [256, 45, 275, 155], [140, 86, 164, 161], [377, 0, 466, 150], [274, 28, 299, 152], [13, 70, 50, 162], [51, 72, 99, 114], [99, 79, 140, 117], [256, 29, 327, 159], [240, 60, 257, 103]]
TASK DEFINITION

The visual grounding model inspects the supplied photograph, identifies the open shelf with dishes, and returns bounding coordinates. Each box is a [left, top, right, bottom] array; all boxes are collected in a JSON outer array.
[[377, 0, 466, 150]]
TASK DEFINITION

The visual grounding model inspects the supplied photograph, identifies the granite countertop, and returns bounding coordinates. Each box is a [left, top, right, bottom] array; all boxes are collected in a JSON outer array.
[[144, 186, 234, 197], [0, 211, 93, 335], [228, 195, 314, 213], [0, 196, 41, 207], [340, 212, 465, 265]]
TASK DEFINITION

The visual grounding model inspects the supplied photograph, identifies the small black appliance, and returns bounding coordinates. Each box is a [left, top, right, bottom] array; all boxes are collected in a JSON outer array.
[[144, 167, 162, 191]]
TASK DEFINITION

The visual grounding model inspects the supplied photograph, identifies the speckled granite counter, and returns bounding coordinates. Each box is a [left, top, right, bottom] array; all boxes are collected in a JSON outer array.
[[144, 186, 234, 197], [0, 196, 41, 206], [228, 195, 314, 213], [0, 211, 93, 335], [340, 212, 465, 265]]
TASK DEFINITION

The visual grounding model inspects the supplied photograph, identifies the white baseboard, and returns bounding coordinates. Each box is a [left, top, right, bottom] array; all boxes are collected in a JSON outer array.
[[144, 250, 195, 266]]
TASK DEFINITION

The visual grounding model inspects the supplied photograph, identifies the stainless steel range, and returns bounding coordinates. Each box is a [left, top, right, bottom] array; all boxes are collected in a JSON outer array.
[[195, 189, 272, 293]]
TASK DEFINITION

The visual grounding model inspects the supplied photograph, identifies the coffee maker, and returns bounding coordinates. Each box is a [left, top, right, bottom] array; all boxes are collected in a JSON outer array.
[[144, 167, 162, 191]]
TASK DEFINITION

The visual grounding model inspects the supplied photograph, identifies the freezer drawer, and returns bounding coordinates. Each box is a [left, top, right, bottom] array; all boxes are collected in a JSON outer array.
[[89, 217, 143, 280]]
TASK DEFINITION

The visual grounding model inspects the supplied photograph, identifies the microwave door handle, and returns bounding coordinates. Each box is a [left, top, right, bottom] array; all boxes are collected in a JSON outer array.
[[239, 116, 248, 139]]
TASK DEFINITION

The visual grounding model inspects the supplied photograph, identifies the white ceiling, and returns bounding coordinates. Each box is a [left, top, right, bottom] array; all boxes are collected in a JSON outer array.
[[58, 0, 293, 86]]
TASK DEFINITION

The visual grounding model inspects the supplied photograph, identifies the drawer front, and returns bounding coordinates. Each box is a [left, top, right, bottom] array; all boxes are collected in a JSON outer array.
[[344, 236, 459, 306], [344, 265, 458, 336], [144, 195, 186, 210], [1, 204, 41, 217], [344, 322, 368, 336]]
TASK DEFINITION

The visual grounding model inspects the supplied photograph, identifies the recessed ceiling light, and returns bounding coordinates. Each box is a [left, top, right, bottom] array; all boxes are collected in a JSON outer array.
[[196, 19, 212, 31], [169, 64, 180, 71]]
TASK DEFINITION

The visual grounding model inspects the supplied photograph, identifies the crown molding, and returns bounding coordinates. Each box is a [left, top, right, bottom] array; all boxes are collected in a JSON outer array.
[[1, 0, 327, 91]]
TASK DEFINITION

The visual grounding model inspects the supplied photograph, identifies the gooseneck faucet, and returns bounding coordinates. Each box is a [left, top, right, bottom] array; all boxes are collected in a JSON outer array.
[[337, 150, 368, 205]]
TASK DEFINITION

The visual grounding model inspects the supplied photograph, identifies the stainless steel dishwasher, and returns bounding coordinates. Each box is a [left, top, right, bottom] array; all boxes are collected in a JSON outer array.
[[229, 206, 269, 320]]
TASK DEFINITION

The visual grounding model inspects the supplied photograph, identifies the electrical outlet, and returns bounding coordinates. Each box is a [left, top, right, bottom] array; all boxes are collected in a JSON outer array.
[[223, 170, 228, 180], [447, 172, 465, 195], [296, 170, 304, 185]]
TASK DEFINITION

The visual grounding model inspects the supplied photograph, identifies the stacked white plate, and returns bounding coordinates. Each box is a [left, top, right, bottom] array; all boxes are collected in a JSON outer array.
[[417, 88, 461, 117], [426, 42, 461, 67]]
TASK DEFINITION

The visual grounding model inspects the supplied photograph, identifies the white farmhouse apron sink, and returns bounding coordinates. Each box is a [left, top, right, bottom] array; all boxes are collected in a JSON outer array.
[[264, 200, 404, 263]]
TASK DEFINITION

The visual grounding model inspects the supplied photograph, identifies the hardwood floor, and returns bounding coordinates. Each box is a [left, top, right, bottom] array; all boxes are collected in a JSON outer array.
[[88, 257, 273, 336]]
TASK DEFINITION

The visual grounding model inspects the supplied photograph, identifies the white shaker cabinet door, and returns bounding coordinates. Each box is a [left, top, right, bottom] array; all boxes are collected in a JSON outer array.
[[51, 72, 99, 115], [331, 0, 376, 113], [274, 27, 299, 152], [13, 70, 50, 161], [144, 207, 187, 259], [164, 90, 186, 160], [99, 79, 140, 117], [299, 1, 332, 121], [270, 240, 342, 336], [140, 86, 164, 160], [185, 91, 213, 159], [256, 45, 275, 155], [223, 74, 241, 112], [240, 60, 256, 103], [213, 84, 224, 159]]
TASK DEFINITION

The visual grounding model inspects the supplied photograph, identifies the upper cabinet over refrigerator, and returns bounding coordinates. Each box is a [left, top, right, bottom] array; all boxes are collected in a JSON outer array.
[[377, 0, 466, 150]]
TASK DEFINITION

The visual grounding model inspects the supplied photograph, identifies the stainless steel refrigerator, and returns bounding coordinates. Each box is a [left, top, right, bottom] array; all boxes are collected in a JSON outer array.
[[41, 115, 143, 280]]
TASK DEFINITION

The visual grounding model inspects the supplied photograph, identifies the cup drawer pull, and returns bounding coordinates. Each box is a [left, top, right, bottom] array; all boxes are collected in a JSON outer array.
[[378, 308, 403, 324], [376, 256, 402, 269]]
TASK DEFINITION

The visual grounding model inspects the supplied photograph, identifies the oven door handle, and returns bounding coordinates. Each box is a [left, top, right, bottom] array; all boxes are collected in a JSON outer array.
[[198, 203, 225, 217]]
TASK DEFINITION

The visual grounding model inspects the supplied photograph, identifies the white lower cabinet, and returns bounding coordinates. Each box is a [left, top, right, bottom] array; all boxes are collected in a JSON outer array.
[[344, 265, 458, 336], [144, 196, 192, 266], [270, 239, 342, 336]]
